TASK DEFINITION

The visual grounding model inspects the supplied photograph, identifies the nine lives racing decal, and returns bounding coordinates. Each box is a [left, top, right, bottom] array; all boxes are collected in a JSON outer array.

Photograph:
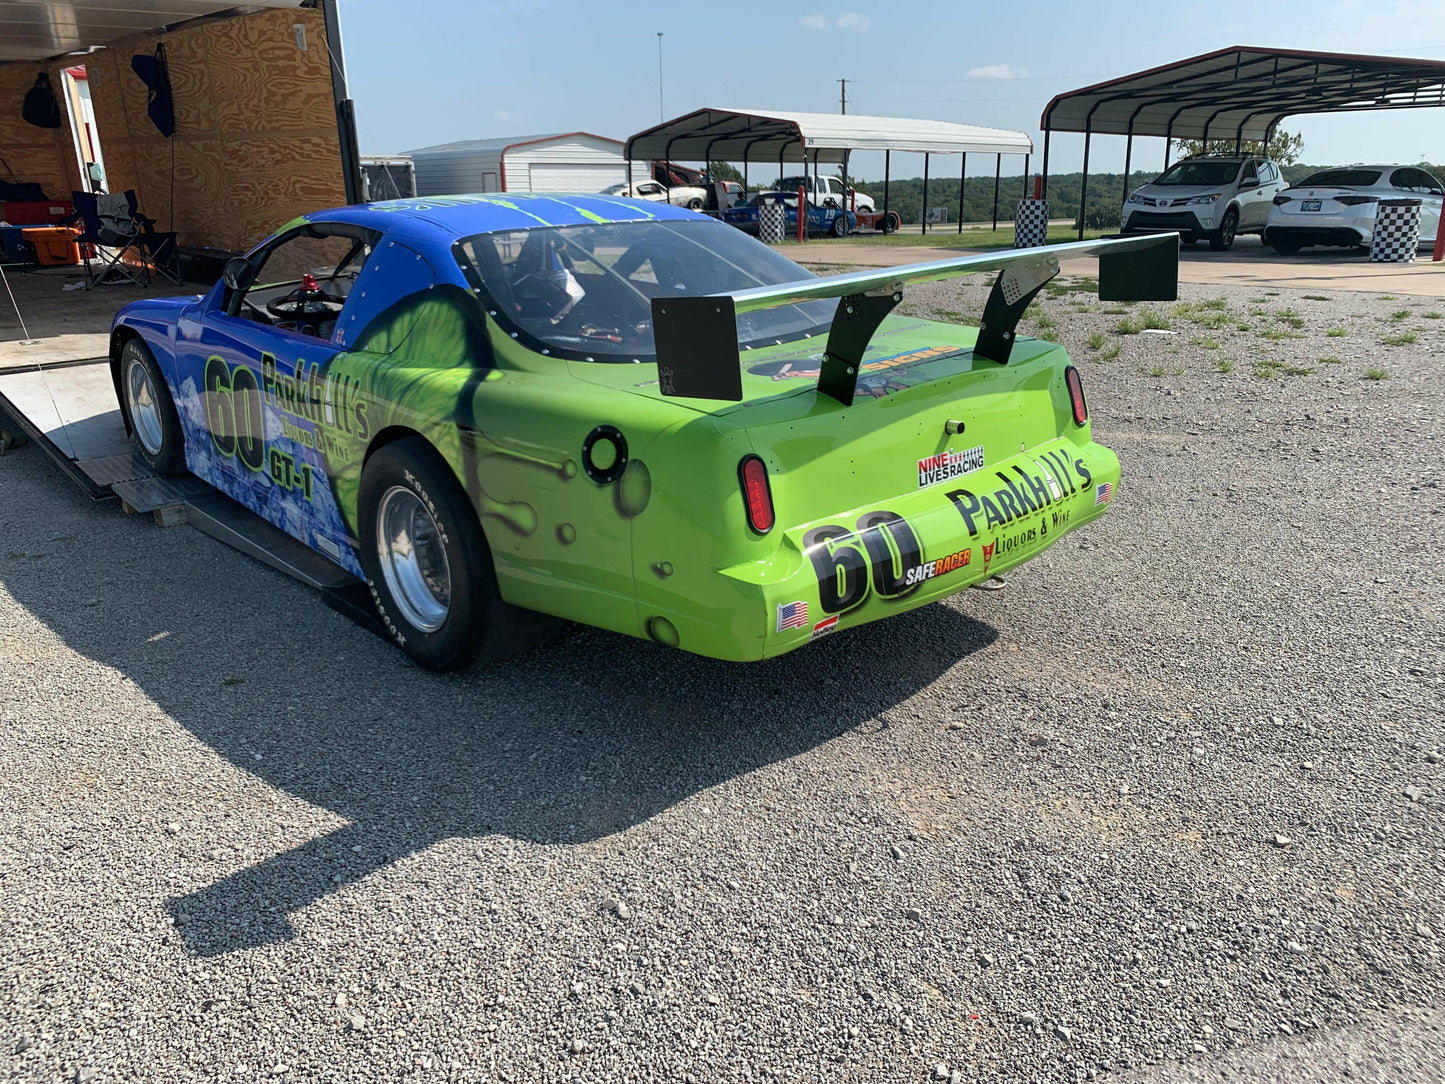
[[918, 444, 984, 489]]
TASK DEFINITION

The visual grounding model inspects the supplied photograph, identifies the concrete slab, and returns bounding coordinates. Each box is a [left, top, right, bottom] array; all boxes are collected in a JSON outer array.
[[785, 237, 1445, 297], [0, 265, 193, 371]]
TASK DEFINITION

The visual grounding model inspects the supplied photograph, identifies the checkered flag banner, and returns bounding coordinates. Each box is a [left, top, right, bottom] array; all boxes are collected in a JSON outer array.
[[1015, 199, 1049, 248], [1370, 198, 1421, 263], [758, 202, 787, 245]]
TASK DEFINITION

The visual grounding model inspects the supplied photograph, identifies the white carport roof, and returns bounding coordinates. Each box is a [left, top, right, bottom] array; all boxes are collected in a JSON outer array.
[[0, 1, 307, 62], [625, 108, 1033, 164]]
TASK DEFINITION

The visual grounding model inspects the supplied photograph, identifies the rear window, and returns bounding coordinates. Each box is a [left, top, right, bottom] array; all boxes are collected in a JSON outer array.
[[453, 218, 835, 362], [1154, 160, 1241, 186], [1297, 169, 1382, 188]]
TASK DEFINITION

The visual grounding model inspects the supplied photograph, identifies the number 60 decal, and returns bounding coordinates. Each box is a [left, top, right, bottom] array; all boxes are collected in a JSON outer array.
[[803, 510, 924, 614]]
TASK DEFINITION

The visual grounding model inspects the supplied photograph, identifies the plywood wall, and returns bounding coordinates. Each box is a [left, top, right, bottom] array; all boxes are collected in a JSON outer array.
[[84, 6, 345, 252], [0, 62, 84, 202]]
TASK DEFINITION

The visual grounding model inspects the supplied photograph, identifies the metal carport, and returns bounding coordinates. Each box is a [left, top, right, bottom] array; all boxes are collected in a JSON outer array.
[[625, 108, 1033, 235], [1039, 46, 1445, 240]]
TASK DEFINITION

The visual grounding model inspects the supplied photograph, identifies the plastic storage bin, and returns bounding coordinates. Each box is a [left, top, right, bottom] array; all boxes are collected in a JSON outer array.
[[21, 226, 82, 267], [0, 225, 37, 263]]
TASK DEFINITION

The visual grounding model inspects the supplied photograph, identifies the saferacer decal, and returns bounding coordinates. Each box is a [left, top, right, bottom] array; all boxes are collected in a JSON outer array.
[[903, 547, 971, 587], [918, 445, 984, 488]]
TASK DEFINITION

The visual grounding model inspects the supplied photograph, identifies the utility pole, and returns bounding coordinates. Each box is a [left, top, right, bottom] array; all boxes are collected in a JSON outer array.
[[838, 78, 847, 114], [657, 33, 664, 121]]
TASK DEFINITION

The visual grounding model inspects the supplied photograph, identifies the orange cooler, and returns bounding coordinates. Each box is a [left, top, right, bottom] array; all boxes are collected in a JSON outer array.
[[21, 226, 82, 267]]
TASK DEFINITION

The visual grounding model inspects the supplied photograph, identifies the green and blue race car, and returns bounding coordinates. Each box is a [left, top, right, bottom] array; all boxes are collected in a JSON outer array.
[[110, 194, 1175, 669]]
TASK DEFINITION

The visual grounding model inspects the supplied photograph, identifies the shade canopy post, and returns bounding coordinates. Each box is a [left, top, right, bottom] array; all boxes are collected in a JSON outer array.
[[1078, 121, 1092, 241], [921, 153, 931, 235], [883, 150, 891, 224], [991, 154, 1001, 231], [957, 152, 967, 234]]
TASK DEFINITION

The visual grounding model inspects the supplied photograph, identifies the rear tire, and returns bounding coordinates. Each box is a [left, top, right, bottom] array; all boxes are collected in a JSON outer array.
[[1209, 208, 1238, 251], [880, 213, 898, 235], [831, 215, 847, 238], [687, 197, 704, 210], [358, 437, 555, 670], [120, 337, 185, 474], [1271, 237, 1302, 255]]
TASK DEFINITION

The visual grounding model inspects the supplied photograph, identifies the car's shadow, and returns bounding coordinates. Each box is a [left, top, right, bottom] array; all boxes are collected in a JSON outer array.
[[1, 472, 996, 955]]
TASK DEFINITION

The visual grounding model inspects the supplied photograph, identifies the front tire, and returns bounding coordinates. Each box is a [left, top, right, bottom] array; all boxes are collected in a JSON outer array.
[[1209, 208, 1238, 251], [687, 197, 704, 210], [831, 215, 847, 238], [357, 437, 527, 670], [120, 337, 185, 474]]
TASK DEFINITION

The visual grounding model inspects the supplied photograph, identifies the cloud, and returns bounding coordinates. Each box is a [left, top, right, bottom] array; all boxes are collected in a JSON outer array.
[[493, 109, 520, 122], [967, 64, 1029, 80], [800, 12, 871, 31]]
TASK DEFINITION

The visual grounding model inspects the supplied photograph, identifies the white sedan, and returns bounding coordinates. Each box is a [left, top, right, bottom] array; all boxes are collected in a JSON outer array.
[[601, 179, 710, 210], [1264, 165, 1443, 253]]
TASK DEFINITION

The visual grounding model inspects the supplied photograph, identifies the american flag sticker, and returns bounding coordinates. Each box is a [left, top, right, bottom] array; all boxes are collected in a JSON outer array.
[[776, 600, 809, 632], [811, 615, 839, 641], [1095, 481, 1114, 506]]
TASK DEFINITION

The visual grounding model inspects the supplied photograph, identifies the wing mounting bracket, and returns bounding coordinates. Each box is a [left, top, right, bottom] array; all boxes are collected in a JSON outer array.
[[974, 259, 1060, 365], [817, 290, 903, 405]]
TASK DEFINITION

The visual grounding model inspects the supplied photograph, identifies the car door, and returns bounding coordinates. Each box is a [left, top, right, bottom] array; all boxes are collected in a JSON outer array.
[[1237, 160, 1266, 227], [1393, 168, 1442, 243], [171, 221, 387, 570]]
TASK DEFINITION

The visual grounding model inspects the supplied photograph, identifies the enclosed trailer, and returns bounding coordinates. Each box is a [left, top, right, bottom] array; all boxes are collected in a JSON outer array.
[[361, 156, 415, 201], [408, 132, 646, 196]]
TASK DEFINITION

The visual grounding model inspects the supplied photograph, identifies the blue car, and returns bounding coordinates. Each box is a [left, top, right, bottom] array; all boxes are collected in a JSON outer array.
[[723, 192, 859, 238]]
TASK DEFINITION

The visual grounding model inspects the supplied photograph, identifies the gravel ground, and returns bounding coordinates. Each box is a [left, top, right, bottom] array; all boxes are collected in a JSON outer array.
[[1, 278, 1443, 1083]]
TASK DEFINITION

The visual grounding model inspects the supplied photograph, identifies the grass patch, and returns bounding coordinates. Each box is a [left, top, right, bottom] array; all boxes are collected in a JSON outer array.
[[1281, 364, 1315, 376], [1102, 305, 1128, 315], [1086, 330, 1107, 350], [1423, 311, 1443, 319], [1191, 337, 1219, 349], [1214, 359, 1234, 373], [1364, 367, 1389, 380], [1145, 365, 1166, 377], [1381, 332, 1418, 345], [1097, 344, 1121, 361], [1031, 313, 1058, 331], [1235, 322, 1252, 332], [1301, 294, 1331, 301], [1044, 277, 1099, 296], [1326, 328, 1348, 337], [1201, 297, 1228, 310], [1252, 361, 1279, 380], [1275, 309, 1306, 329], [1141, 311, 1173, 331], [1318, 355, 1342, 365], [1114, 318, 1143, 335], [1379, 294, 1398, 300], [1386, 309, 1411, 322]]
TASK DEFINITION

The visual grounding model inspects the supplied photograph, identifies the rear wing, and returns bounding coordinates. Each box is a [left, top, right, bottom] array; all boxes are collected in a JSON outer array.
[[651, 233, 1178, 405]]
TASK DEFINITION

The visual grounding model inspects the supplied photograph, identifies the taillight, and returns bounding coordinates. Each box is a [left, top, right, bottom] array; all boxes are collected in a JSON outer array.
[[739, 455, 774, 534], [1272, 193, 1293, 206], [1065, 366, 1088, 426], [1336, 194, 1379, 206]]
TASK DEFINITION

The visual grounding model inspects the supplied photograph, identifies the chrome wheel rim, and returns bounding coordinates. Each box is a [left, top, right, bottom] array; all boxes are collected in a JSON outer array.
[[376, 485, 451, 633], [125, 357, 164, 457]]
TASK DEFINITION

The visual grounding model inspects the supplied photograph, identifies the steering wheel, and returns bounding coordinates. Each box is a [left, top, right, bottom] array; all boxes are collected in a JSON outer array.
[[267, 286, 344, 321]]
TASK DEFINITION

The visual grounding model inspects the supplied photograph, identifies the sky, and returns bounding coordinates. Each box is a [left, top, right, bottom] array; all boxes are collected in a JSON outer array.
[[338, 0, 1445, 180]]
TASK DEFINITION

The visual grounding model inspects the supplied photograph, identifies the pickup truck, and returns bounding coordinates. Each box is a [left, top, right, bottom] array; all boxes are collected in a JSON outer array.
[[777, 174, 875, 213]]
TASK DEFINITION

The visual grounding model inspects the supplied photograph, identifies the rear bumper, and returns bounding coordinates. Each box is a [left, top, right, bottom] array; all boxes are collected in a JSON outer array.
[[710, 436, 1121, 660], [1264, 223, 1367, 247]]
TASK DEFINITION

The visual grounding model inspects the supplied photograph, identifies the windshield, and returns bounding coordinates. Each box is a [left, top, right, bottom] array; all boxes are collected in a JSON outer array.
[[1297, 168, 1382, 188], [1152, 160, 1241, 187], [777, 176, 811, 191], [453, 219, 835, 362]]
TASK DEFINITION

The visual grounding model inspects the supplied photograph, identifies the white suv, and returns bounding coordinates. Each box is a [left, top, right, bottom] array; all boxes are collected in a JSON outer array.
[[1122, 156, 1288, 251]]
